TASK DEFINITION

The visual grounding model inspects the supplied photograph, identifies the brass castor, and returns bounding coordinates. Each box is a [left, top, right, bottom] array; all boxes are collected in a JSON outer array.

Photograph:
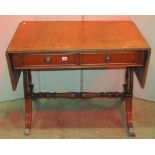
[[24, 128, 30, 136], [128, 127, 136, 137]]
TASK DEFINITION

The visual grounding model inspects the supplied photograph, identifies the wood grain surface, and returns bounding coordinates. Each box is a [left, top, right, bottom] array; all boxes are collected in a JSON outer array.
[[7, 21, 150, 52]]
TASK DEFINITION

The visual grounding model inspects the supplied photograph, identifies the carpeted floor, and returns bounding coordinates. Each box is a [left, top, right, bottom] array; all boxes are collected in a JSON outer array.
[[0, 98, 154, 138]]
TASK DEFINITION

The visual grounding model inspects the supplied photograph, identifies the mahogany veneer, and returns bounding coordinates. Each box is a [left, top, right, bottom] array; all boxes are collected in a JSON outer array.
[[12, 52, 144, 69], [6, 21, 151, 136]]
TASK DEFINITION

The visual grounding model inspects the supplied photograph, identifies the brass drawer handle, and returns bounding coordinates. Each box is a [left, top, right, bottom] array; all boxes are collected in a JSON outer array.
[[45, 56, 52, 64], [105, 55, 112, 63]]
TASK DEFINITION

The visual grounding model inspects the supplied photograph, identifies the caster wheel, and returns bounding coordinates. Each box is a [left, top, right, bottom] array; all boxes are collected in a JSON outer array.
[[24, 128, 30, 136], [128, 127, 136, 137]]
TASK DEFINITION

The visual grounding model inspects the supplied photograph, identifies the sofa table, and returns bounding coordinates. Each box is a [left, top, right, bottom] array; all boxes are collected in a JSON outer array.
[[6, 21, 151, 136]]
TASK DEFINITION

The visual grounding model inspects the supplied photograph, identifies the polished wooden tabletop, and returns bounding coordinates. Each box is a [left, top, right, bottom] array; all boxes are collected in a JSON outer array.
[[7, 21, 150, 53]]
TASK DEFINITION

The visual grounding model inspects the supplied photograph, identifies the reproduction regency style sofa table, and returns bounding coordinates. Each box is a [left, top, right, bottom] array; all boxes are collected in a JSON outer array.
[[6, 21, 151, 136]]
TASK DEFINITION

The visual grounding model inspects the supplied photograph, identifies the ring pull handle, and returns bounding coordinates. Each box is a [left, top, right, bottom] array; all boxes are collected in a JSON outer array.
[[105, 55, 112, 63], [45, 56, 52, 64]]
